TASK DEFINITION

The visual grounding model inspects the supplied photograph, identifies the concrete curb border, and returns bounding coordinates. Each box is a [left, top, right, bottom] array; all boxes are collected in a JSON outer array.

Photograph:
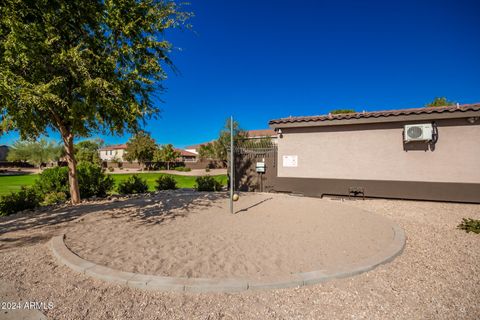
[[49, 225, 405, 293]]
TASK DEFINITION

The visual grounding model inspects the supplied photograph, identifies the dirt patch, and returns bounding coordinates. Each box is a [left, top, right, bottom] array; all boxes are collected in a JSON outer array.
[[63, 193, 395, 281]]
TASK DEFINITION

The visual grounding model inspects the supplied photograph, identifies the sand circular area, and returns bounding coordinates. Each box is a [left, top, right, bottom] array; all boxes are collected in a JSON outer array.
[[64, 192, 397, 282]]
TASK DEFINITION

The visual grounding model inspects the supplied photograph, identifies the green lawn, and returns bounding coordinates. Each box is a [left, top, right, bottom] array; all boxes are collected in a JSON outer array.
[[0, 173, 227, 196], [0, 174, 39, 196]]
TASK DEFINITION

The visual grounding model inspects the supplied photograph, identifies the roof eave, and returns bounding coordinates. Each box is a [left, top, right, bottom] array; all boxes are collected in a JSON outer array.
[[269, 110, 480, 129]]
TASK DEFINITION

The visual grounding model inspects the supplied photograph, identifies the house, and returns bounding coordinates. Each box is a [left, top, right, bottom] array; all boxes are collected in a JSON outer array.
[[264, 103, 480, 203], [246, 129, 277, 142], [185, 141, 215, 155], [98, 144, 127, 162], [176, 148, 198, 162], [99, 143, 198, 163]]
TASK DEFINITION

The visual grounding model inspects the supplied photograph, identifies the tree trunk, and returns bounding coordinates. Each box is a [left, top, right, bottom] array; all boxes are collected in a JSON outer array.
[[62, 133, 81, 204], [167, 162, 170, 170]]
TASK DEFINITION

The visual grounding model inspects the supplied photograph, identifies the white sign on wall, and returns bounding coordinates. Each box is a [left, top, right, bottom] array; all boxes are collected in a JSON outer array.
[[256, 162, 265, 173], [282, 155, 298, 167]]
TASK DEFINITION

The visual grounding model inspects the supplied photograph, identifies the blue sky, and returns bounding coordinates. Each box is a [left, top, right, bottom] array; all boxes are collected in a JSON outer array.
[[1, 0, 479, 148]]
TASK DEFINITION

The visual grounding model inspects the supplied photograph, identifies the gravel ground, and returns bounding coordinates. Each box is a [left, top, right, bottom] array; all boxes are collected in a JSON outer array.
[[0, 195, 479, 320]]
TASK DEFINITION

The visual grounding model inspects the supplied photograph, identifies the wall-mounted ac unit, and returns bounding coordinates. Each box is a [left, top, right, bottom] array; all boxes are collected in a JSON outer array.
[[404, 123, 433, 142]]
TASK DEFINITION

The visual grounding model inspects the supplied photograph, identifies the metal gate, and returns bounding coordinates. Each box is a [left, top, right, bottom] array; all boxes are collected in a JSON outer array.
[[231, 140, 277, 192]]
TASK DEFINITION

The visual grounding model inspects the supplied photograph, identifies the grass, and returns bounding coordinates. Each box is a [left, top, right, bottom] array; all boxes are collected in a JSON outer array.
[[0, 173, 228, 196], [0, 174, 39, 196]]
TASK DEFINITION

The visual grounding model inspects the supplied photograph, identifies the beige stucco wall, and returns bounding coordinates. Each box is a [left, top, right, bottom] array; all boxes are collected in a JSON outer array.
[[99, 149, 125, 161], [277, 119, 480, 183]]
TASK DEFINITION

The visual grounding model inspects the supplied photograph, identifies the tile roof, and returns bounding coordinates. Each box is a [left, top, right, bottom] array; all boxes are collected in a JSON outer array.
[[246, 129, 277, 137], [176, 148, 197, 157], [269, 103, 480, 125], [99, 144, 127, 151], [185, 141, 215, 150]]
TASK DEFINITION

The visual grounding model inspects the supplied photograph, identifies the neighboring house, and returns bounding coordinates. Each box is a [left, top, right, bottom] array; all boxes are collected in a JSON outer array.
[[0, 145, 9, 161], [99, 144, 198, 163], [176, 148, 198, 162], [246, 129, 277, 142], [264, 103, 480, 203], [98, 144, 127, 162], [185, 141, 215, 155]]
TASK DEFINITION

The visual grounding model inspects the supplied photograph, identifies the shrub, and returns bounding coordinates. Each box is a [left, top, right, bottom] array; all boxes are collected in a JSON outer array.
[[155, 175, 177, 190], [205, 167, 211, 172], [195, 175, 222, 192], [174, 167, 191, 172], [117, 175, 149, 194], [108, 166, 114, 172], [0, 187, 42, 216], [35, 163, 113, 199], [457, 218, 480, 234], [77, 162, 114, 198], [42, 191, 67, 205], [35, 166, 69, 196]]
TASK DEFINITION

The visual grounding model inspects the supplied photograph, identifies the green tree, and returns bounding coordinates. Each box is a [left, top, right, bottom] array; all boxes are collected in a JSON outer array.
[[124, 131, 157, 170], [198, 142, 217, 160], [7, 139, 62, 168], [75, 139, 103, 164], [217, 119, 248, 161], [154, 143, 180, 170], [425, 97, 456, 107], [199, 120, 247, 162], [330, 109, 355, 114], [0, 1, 191, 203], [5, 141, 30, 163]]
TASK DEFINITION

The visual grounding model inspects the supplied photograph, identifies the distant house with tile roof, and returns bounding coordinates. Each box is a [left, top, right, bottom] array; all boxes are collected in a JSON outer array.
[[246, 129, 277, 140], [184, 141, 215, 155], [99, 144, 200, 163], [98, 144, 128, 162], [176, 148, 198, 162]]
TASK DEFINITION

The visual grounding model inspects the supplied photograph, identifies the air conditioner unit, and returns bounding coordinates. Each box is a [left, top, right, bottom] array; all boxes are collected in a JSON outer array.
[[404, 123, 433, 142]]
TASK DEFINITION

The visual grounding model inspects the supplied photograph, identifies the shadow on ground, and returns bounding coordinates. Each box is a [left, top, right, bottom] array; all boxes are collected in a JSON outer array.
[[0, 191, 227, 250], [235, 197, 273, 214]]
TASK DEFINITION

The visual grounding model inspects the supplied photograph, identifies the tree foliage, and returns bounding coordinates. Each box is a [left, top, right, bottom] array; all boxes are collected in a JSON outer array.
[[124, 131, 157, 168], [330, 109, 355, 114], [199, 119, 247, 161], [75, 139, 103, 164], [7, 139, 63, 167], [198, 142, 220, 160], [0, 0, 191, 202], [154, 143, 180, 170], [425, 97, 456, 108]]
